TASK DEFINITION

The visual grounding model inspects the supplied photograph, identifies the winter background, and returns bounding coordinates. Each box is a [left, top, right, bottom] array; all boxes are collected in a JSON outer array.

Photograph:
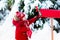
[[0, 0, 60, 40]]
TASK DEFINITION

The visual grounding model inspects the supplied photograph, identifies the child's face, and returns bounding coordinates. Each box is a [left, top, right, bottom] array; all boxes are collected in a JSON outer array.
[[22, 15, 27, 20]]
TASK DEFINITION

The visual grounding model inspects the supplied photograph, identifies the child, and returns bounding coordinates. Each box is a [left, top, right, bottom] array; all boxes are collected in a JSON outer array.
[[12, 6, 41, 40]]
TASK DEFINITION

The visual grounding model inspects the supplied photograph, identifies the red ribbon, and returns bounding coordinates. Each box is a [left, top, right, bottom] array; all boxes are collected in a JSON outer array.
[[40, 9, 60, 18]]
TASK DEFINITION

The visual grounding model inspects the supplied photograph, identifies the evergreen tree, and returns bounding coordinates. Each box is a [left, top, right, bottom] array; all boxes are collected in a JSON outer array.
[[7, 0, 15, 10], [17, 0, 60, 32]]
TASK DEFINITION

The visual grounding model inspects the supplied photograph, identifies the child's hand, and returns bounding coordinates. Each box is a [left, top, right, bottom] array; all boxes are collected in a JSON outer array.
[[27, 29, 32, 38], [38, 11, 42, 17]]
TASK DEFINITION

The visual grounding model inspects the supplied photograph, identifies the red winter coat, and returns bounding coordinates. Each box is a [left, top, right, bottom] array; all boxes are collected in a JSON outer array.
[[12, 16, 38, 40]]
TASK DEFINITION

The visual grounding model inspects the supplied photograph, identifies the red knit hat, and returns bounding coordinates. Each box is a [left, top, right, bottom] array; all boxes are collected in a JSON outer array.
[[16, 11, 25, 19]]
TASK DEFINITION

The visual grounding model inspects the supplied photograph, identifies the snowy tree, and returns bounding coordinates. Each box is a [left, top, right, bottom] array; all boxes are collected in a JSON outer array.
[[0, 0, 60, 40]]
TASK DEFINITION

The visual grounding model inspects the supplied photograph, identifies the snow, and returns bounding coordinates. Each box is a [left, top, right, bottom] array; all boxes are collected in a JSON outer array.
[[41, 1, 54, 9], [0, 1, 7, 10], [0, 0, 20, 40], [0, 0, 60, 40], [30, 22, 60, 40]]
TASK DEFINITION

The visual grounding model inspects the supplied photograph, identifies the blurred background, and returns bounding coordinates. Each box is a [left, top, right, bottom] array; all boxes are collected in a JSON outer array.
[[0, 0, 60, 40]]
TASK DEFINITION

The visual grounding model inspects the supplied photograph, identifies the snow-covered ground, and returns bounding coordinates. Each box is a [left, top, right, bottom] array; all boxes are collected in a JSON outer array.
[[0, 0, 60, 40], [30, 22, 60, 40]]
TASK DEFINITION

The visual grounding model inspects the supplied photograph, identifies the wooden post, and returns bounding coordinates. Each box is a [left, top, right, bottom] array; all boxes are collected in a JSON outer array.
[[51, 18, 54, 40]]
